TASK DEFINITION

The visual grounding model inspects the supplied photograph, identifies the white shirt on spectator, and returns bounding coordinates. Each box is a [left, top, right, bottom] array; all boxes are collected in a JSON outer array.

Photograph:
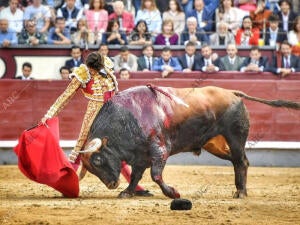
[[0, 6, 24, 33]]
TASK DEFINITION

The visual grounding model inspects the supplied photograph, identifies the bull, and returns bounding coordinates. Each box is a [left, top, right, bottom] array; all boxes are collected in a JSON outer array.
[[79, 85, 300, 199]]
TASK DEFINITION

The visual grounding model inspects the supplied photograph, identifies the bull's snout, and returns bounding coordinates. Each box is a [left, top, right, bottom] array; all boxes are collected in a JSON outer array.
[[107, 179, 120, 189]]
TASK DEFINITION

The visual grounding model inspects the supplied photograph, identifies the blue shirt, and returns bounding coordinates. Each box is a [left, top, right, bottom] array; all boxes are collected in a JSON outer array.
[[0, 28, 17, 45], [47, 27, 71, 44]]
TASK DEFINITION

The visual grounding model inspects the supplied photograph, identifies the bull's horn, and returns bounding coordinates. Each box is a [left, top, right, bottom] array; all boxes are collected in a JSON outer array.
[[78, 138, 102, 153]]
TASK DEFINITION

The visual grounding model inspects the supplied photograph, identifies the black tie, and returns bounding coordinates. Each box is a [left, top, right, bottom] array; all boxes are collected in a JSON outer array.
[[148, 57, 151, 70]]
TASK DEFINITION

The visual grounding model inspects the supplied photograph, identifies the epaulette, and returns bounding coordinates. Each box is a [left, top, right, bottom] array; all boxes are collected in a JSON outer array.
[[69, 64, 91, 84]]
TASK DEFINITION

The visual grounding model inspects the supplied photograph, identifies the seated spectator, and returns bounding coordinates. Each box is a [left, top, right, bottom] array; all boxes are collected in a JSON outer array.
[[266, 41, 300, 77], [240, 46, 268, 72], [180, 16, 209, 46], [102, 19, 127, 45], [98, 43, 110, 57], [235, 16, 259, 46], [71, 18, 95, 46], [179, 0, 194, 16], [57, 0, 83, 33], [234, 0, 257, 12], [108, 0, 135, 35], [23, 0, 51, 34], [0, 0, 23, 33], [15, 62, 34, 80], [209, 22, 235, 46], [187, 0, 219, 32], [219, 43, 245, 71], [216, 0, 248, 35], [0, 17, 17, 47], [64, 45, 84, 71], [276, 0, 297, 32], [162, 0, 185, 35], [154, 19, 179, 45], [288, 16, 300, 56], [119, 68, 131, 80], [47, 17, 71, 45], [135, 0, 162, 37], [129, 19, 152, 45], [113, 45, 138, 72], [263, 14, 287, 47], [18, 19, 47, 45], [59, 66, 71, 80], [196, 44, 221, 72], [137, 44, 155, 71], [178, 41, 202, 72], [153, 46, 182, 78], [250, 0, 272, 31], [84, 0, 108, 43]]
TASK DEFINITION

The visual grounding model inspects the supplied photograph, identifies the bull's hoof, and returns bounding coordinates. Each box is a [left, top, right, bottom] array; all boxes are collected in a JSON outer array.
[[118, 191, 134, 198], [233, 190, 247, 199]]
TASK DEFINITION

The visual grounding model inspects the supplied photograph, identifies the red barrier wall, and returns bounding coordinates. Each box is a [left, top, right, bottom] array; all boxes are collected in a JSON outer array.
[[1, 72, 300, 141]]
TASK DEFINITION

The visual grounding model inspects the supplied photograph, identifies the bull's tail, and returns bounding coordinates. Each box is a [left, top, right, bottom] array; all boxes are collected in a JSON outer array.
[[233, 91, 300, 109]]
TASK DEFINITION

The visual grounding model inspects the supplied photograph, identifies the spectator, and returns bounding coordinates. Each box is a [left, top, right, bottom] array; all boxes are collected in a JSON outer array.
[[135, 0, 162, 37], [187, 0, 219, 32], [179, 0, 194, 15], [47, 17, 71, 45], [0, 0, 24, 33], [234, 0, 257, 12], [108, 0, 135, 35], [59, 66, 71, 80], [276, 0, 298, 32], [0, 17, 17, 47], [178, 41, 202, 72], [18, 19, 47, 45], [64, 45, 84, 71], [196, 44, 221, 72], [180, 16, 209, 46], [250, 0, 272, 31], [23, 0, 51, 33], [71, 18, 95, 46], [154, 19, 179, 45], [84, 0, 108, 43], [155, 0, 169, 13], [216, 0, 248, 35], [219, 43, 245, 71], [265, 0, 280, 13], [57, 0, 83, 33], [267, 40, 300, 77], [119, 68, 131, 80], [102, 19, 127, 45], [235, 16, 260, 46], [137, 44, 155, 71], [129, 19, 152, 45], [288, 16, 300, 56], [98, 43, 110, 57], [113, 45, 138, 72], [240, 46, 268, 72], [0, 0, 9, 10], [132, 0, 142, 16], [209, 21, 235, 46], [153, 46, 182, 78], [162, 0, 185, 35], [15, 62, 34, 80], [263, 14, 287, 47]]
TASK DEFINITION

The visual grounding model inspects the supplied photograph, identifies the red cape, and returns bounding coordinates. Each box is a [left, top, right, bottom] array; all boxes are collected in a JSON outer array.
[[14, 117, 79, 198]]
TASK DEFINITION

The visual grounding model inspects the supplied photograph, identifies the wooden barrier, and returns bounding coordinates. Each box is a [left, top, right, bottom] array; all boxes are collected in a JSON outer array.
[[0, 72, 300, 141]]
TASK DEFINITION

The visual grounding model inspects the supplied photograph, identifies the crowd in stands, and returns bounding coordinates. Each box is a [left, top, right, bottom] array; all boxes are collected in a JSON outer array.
[[0, 0, 300, 78]]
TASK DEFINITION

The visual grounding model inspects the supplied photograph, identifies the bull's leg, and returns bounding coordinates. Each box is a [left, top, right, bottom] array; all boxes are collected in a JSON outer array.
[[232, 154, 249, 198], [118, 165, 147, 198]]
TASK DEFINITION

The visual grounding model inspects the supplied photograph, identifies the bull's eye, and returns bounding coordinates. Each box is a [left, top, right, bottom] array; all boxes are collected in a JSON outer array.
[[92, 154, 103, 166]]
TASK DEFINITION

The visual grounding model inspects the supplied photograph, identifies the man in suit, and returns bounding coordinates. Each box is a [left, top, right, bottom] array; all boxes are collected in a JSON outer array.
[[276, 0, 298, 32], [178, 41, 202, 72], [187, 0, 219, 32], [195, 44, 221, 72], [180, 16, 209, 46], [264, 14, 287, 46], [219, 44, 245, 71], [15, 62, 34, 80], [153, 46, 182, 78], [240, 46, 269, 72], [113, 45, 138, 72], [137, 44, 155, 71], [65, 45, 84, 72], [266, 40, 300, 77]]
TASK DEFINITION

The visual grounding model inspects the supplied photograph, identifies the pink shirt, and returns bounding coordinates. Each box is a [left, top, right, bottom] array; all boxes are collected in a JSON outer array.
[[85, 9, 108, 32]]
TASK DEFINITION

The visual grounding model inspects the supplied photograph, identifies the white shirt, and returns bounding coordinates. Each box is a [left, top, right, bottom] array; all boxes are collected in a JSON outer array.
[[186, 54, 194, 69], [144, 56, 152, 70], [228, 56, 236, 64], [0, 7, 24, 33], [282, 13, 289, 32]]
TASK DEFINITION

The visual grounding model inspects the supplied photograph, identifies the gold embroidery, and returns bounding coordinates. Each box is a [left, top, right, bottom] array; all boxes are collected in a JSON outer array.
[[70, 64, 91, 85]]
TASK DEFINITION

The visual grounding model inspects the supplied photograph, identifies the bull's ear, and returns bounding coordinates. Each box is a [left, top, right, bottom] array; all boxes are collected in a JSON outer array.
[[102, 136, 109, 147]]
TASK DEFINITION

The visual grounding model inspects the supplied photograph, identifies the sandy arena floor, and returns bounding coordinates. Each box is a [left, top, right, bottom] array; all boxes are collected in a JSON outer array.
[[0, 165, 299, 225]]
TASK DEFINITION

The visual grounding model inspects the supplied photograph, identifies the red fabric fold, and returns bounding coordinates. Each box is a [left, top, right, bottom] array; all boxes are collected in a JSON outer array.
[[14, 117, 79, 198]]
